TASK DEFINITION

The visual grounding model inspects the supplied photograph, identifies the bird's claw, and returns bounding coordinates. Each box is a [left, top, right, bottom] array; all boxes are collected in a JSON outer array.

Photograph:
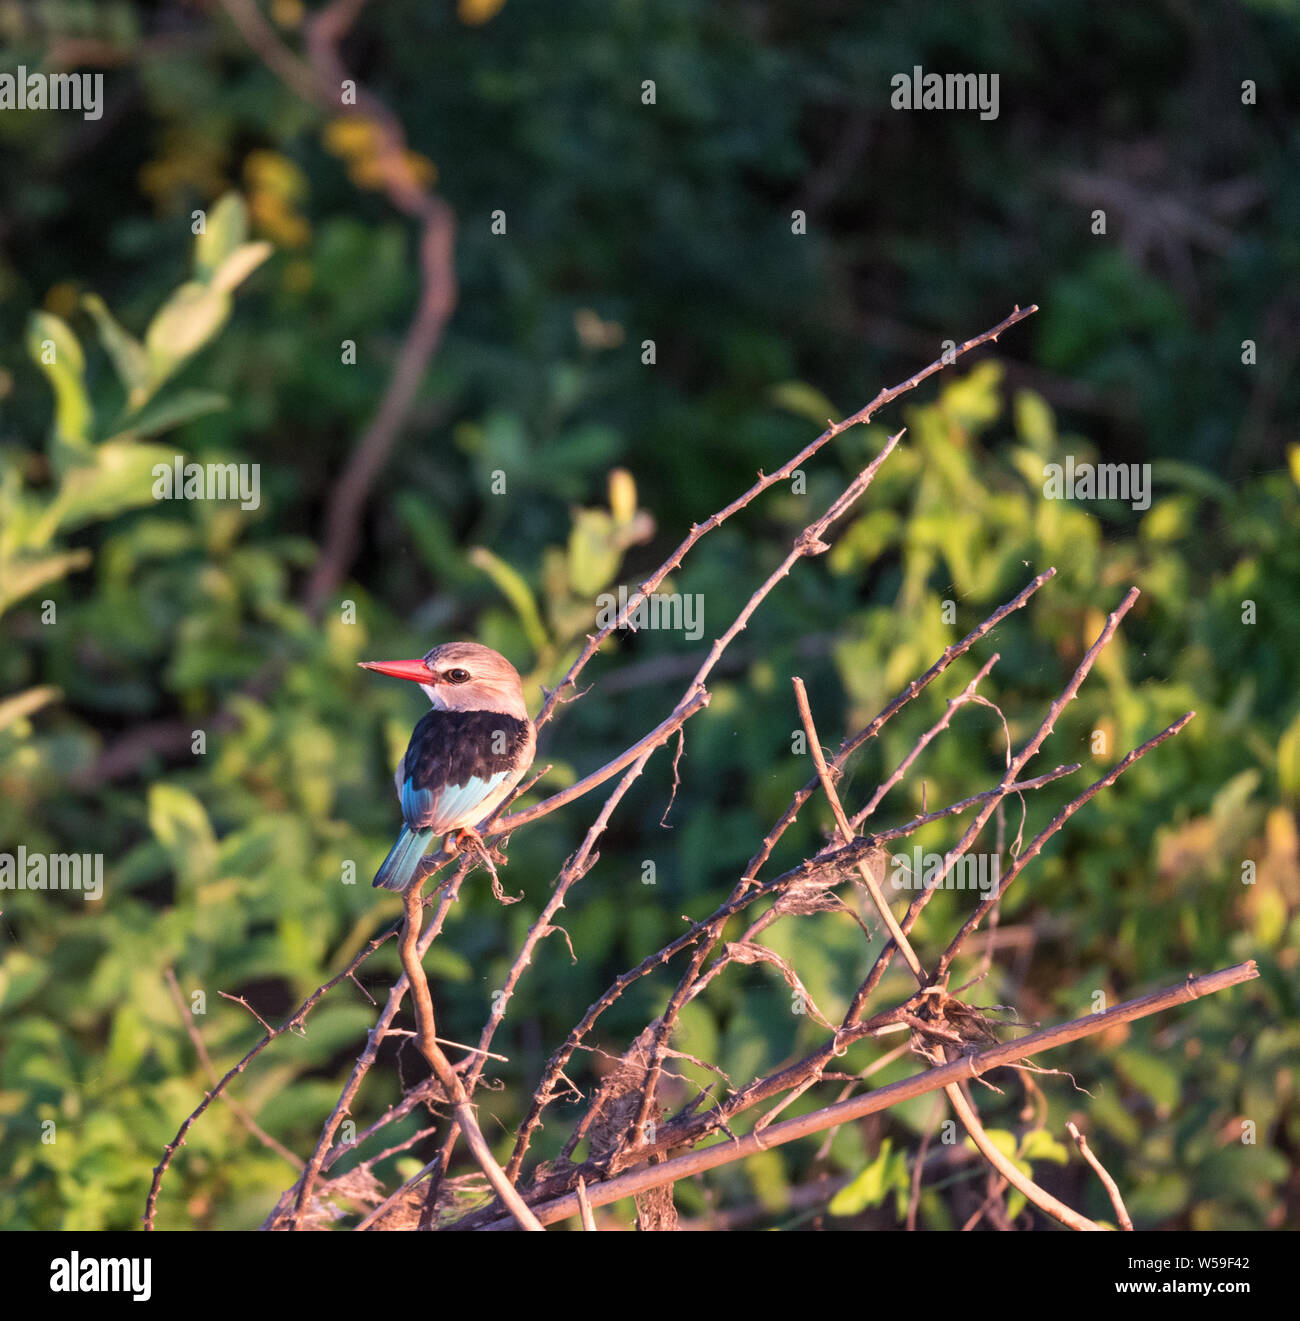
[[450, 829, 521, 904], [447, 828, 506, 867]]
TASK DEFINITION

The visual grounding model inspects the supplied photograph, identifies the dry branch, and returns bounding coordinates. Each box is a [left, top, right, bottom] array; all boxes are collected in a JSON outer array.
[[473, 962, 1257, 1229]]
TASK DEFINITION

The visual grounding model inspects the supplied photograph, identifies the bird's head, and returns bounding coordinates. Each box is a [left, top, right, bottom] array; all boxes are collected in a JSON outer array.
[[359, 641, 529, 719]]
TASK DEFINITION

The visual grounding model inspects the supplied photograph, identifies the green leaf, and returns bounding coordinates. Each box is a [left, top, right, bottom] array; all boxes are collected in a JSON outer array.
[[0, 550, 91, 616], [209, 241, 273, 296], [82, 293, 150, 404], [1193, 1144, 1289, 1200], [25, 312, 93, 461], [769, 380, 837, 426], [1013, 388, 1056, 452], [829, 1139, 904, 1217], [145, 281, 233, 382], [1277, 709, 1300, 802], [1211, 769, 1261, 827], [109, 389, 229, 442], [470, 547, 549, 654], [940, 361, 1003, 431], [1140, 495, 1194, 544], [1019, 1128, 1070, 1165], [0, 685, 61, 731], [1148, 459, 1234, 503], [42, 441, 182, 535], [104, 1005, 149, 1083], [1115, 1048, 1182, 1113], [148, 784, 218, 885], [566, 507, 621, 597], [194, 193, 249, 283], [0, 950, 47, 1013], [965, 1127, 1019, 1161]]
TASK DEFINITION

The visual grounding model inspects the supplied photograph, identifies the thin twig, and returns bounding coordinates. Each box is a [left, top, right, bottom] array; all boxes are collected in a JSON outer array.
[[1068, 1121, 1134, 1230], [163, 968, 304, 1171], [846, 586, 1144, 1022], [529, 304, 1038, 735], [144, 924, 398, 1229], [397, 885, 544, 1231], [282, 868, 470, 1230], [945, 1077, 1100, 1231], [575, 1178, 597, 1231], [794, 676, 1101, 1231], [935, 711, 1197, 977], [792, 676, 924, 980]]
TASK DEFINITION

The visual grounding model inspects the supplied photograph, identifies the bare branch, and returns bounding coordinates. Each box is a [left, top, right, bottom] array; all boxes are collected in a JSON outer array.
[[1068, 1121, 1134, 1231], [473, 962, 1257, 1229], [163, 969, 303, 1172]]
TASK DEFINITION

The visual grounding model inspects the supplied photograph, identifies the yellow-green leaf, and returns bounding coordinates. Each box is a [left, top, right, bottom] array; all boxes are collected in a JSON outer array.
[[567, 507, 620, 597], [1019, 1128, 1070, 1165], [469, 547, 549, 654], [209, 241, 273, 296], [26, 311, 93, 458], [0, 685, 61, 731], [0, 550, 91, 616], [194, 192, 249, 282], [1278, 709, 1300, 801], [43, 441, 181, 535], [829, 1139, 900, 1217], [769, 379, 837, 426], [148, 784, 218, 885], [1014, 388, 1056, 452], [82, 293, 150, 402], [145, 281, 232, 378]]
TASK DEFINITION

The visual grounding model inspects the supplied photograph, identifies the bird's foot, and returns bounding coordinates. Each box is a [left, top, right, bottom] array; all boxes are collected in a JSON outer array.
[[447, 827, 506, 865], [450, 829, 522, 905]]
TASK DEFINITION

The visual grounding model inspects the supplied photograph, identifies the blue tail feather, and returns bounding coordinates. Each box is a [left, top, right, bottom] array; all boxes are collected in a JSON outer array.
[[373, 825, 436, 892]]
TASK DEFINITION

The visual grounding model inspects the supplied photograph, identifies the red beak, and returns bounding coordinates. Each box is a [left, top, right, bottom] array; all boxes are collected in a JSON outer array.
[[358, 658, 433, 684]]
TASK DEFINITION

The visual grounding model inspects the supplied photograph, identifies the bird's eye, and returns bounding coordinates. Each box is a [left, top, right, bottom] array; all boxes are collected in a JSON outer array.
[[445, 668, 471, 684]]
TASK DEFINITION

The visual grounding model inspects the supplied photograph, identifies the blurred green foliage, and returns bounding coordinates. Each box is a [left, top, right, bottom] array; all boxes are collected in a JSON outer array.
[[0, 0, 1297, 1230]]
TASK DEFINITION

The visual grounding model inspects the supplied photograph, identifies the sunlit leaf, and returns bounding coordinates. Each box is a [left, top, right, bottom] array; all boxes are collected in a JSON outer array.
[[194, 192, 249, 283], [1277, 710, 1300, 801], [25, 311, 93, 461], [209, 241, 273, 296], [0, 685, 61, 731], [43, 441, 181, 535], [566, 507, 620, 597], [145, 281, 233, 380], [829, 1139, 907, 1217], [470, 546, 549, 654], [148, 784, 218, 886], [0, 549, 91, 615], [82, 294, 151, 404]]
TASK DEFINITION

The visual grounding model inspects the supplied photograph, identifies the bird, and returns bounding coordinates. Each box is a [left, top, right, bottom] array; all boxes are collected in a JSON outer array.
[[359, 642, 536, 892]]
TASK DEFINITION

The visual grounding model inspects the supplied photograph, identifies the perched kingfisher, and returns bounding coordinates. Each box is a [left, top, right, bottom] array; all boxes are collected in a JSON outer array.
[[359, 642, 536, 892]]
